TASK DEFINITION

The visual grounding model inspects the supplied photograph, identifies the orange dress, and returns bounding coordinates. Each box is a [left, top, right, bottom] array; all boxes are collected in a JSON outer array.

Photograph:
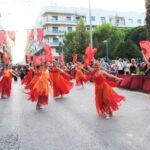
[[93, 72, 125, 116], [28, 70, 50, 105], [75, 67, 87, 86], [25, 71, 41, 90], [50, 66, 73, 97]]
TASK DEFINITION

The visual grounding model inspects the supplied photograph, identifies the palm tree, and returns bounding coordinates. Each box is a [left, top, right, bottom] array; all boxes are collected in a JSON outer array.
[[145, 0, 150, 40]]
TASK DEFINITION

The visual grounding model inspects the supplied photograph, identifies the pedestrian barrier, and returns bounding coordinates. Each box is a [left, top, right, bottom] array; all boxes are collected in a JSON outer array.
[[117, 75, 150, 93]]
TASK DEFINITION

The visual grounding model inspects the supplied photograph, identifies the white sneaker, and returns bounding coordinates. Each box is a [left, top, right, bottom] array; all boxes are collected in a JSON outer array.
[[105, 115, 110, 120]]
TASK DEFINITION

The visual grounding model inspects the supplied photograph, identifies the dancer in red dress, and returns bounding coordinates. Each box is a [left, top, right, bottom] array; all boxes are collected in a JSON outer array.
[[22, 63, 34, 86], [25, 66, 39, 90], [49, 64, 73, 98], [87, 63, 125, 119], [60, 64, 73, 81], [26, 63, 51, 109], [75, 63, 87, 88], [0, 64, 17, 99]]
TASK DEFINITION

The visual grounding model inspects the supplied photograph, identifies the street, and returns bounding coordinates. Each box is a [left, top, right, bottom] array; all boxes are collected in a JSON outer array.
[[0, 80, 150, 150]]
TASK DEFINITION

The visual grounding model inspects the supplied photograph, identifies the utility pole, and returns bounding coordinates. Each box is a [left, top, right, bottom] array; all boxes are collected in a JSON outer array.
[[89, 0, 93, 48]]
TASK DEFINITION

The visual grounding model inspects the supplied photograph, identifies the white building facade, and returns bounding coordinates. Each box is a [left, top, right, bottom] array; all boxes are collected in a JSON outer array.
[[36, 6, 146, 56]]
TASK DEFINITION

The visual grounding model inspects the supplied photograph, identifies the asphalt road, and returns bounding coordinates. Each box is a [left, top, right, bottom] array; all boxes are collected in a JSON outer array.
[[0, 80, 150, 150]]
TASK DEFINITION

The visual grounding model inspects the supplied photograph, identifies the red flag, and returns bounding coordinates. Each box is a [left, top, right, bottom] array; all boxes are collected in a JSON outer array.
[[139, 41, 150, 60], [59, 53, 64, 63], [2, 53, 9, 65], [37, 28, 44, 44], [33, 55, 42, 66], [73, 53, 77, 63], [0, 31, 6, 44]]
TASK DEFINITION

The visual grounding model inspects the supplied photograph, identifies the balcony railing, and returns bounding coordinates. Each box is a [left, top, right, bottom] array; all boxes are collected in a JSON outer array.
[[44, 30, 65, 36], [47, 41, 59, 47], [42, 19, 77, 25]]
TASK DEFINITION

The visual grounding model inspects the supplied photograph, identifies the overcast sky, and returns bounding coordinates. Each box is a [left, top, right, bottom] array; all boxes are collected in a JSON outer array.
[[0, 0, 146, 30], [0, 0, 145, 12]]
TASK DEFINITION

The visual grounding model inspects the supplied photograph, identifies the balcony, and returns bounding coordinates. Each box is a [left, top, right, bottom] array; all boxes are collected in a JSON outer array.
[[109, 16, 126, 27], [47, 41, 60, 47], [44, 30, 65, 36], [42, 19, 77, 26]]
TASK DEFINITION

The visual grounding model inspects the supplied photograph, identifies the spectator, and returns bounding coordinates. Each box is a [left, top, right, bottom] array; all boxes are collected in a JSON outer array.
[[130, 58, 137, 75], [109, 60, 117, 75], [100, 59, 108, 69], [124, 59, 131, 75], [117, 58, 124, 74]]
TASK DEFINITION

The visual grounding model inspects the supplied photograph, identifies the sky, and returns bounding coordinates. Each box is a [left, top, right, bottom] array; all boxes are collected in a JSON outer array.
[[0, 0, 146, 30], [0, 0, 146, 63]]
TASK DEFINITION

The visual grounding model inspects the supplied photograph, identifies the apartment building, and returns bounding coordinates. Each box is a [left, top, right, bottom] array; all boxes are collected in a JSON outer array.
[[41, 7, 86, 57], [34, 6, 145, 57]]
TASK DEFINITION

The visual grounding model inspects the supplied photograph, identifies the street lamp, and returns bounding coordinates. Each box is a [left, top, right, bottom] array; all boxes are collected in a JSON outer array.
[[89, 0, 93, 48], [103, 40, 108, 61]]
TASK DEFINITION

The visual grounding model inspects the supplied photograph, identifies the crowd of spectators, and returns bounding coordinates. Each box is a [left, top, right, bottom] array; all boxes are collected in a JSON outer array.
[[1, 55, 149, 83], [95, 57, 150, 76]]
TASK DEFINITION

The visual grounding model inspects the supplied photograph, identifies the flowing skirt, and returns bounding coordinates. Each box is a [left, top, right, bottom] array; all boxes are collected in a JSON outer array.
[[22, 69, 34, 86], [0, 76, 12, 97], [50, 73, 73, 97], [95, 82, 125, 116]]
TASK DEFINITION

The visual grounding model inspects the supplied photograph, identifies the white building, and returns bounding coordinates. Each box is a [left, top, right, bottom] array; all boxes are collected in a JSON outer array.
[[34, 6, 146, 56]]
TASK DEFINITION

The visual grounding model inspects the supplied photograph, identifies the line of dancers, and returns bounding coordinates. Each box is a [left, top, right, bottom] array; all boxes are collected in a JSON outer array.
[[0, 60, 125, 119]]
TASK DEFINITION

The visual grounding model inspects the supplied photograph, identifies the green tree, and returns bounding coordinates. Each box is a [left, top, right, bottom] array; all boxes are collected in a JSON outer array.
[[115, 40, 141, 58], [125, 26, 147, 45], [146, 0, 150, 40], [63, 31, 76, 62], [74, 18, 89, 61], [93, 23, 125, 58], [63, 18, 89, 62]]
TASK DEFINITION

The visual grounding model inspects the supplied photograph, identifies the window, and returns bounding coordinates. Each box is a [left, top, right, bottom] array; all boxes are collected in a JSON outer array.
[[67, 27, 72, 32], [52, 27, 58, 33], [91, 16, 95, 21], [56, 48, 60, 53], [137, 19, 142, 24], [76, 16, 80, 21], [101, 17, 106, 23], [52, 16, 58, 20], [53, 38, 59, 43], [66, 16, 71, 21], [116, 19, 120, 25], [86, 27, 90, 30], [128, 18, 133, 23]]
